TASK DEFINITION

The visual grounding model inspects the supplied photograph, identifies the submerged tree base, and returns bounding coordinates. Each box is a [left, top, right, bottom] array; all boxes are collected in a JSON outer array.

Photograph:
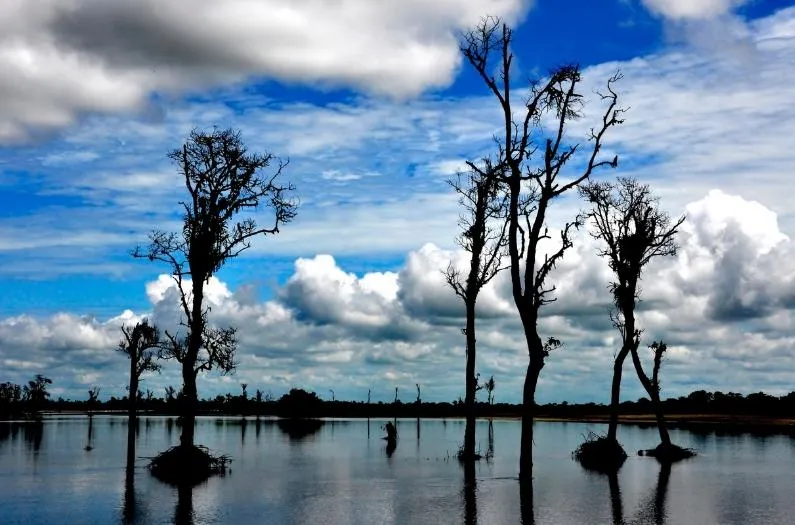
[[573, 432, 628, 472], [638, 443, 696, 462], [147, 445, 230, 486]]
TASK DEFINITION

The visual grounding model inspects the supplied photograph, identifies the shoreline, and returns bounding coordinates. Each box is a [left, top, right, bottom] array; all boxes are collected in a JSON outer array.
[[5, 411, 795, 433]]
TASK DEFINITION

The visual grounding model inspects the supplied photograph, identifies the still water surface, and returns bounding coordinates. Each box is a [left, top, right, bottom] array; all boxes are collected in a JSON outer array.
[[0, 416, 793, 524]]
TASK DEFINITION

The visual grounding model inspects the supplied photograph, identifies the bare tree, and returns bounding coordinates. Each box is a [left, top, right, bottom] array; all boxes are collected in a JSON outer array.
[[461, 16, 624, 479], [485, 375, 496, 406], [164, 385, 177, 404], [119, 319, 162, 466], [445, 161, 508, 461], [133, 127, 297, 453], [87, 386, 101, 418], [119, 320, 162, 422], [579, 177, 684, 450]]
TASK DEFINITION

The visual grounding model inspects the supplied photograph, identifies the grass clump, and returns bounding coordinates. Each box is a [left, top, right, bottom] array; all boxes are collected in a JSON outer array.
[[455, 443, 492, 462], [147, 445, 231, 486], [573, 431, 628, 472]]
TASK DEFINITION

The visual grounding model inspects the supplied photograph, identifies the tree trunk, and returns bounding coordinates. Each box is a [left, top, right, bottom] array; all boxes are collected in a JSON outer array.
[[174, 484, 193, 525], [607, 346, 630, 442], [519, 356, 542, 481], [463, 301, 477, 460], [180, 278, 204, 449], [653, 461, 672, 524], [180, 364, 197, 448], [127, 346, 138, 465], [650, 390, 672, 447], [629, 346, 671, 446]]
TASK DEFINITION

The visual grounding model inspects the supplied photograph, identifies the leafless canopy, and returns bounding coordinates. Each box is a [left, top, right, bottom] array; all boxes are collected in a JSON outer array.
[[579, 177, 685, 330], [461, 16, 626, 313], [460, 16, 625, 477], [444, 158, 509, 300], [160, 323, 238, 375], [119, 319, 162, 378]]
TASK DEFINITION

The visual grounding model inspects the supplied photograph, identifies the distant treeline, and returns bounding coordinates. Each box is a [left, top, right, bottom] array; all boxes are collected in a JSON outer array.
[[4, 382, 795, 423]]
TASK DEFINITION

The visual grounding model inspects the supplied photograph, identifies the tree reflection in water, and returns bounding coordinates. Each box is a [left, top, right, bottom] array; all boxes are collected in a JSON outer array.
[[23, 420, 44, 455], [174, 484, 194, 525], [385, 438, 397, 458], [276, 418, 324, 441], [462, 460, 477, 525], [121, 449, 136, 524], [607, 470, 624, 525], [487, 420, 494, 457], [609, 460, 672, 525], [650, 461, 672, 525], [84, 416, 95, 451]]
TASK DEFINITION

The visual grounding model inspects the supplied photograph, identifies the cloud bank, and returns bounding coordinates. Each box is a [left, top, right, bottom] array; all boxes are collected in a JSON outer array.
[[2, 190, 794, 403], [0, 0, 528, 142]]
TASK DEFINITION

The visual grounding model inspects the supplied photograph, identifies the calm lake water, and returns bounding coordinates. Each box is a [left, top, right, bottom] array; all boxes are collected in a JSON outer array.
[[1, 416, 793, 524]]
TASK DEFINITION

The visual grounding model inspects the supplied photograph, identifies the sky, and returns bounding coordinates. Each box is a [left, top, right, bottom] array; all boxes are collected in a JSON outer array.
[[1, 0, 794, 404]]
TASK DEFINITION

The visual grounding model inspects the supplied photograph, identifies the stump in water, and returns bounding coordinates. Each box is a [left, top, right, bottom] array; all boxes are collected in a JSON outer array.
[[148, 445, 230, 486], [638, 442, 696, 462], [573, 432, 628, 473]]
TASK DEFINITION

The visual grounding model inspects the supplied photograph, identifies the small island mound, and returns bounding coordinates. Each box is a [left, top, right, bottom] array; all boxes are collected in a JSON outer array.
[[638, 443, 696, 462], [573, 432, 628, 472], [148, 445, 230, 486]]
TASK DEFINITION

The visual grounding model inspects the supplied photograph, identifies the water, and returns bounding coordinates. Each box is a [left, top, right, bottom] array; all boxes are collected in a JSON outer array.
[[1, 416, 793, 524]]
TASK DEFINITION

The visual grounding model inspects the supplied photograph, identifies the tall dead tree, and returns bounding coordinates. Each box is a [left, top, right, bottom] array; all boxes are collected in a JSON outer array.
[[579, 177, 684, 450], [461, 17, 624, 479], [133, 127, 296, 456], [444, 161, 508, 461]]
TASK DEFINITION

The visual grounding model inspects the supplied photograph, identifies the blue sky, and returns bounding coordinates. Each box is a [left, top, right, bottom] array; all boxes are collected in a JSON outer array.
[[1, 0, 795, 403]]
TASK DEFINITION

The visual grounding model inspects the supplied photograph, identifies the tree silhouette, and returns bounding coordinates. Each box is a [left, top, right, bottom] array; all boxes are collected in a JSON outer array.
[[119, 320, 162, 421], [23, 375, 52, 414], [134, 127, 296, 447], [445, 162, 508, 461], [119, 319, 162, 465], [133, 127, 296, 481], [485, 376, 496, 406], [461, 16, 624, 479], [580, 177, 685, 453], [87, 386, 100, 418]]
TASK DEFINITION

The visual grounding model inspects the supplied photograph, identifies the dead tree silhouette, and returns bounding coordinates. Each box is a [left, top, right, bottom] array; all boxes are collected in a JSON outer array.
[[445, 161, 508, 462], [580, 177, 692, 461], [461, 16, 624, 480], [119, 320, 161, 467]]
